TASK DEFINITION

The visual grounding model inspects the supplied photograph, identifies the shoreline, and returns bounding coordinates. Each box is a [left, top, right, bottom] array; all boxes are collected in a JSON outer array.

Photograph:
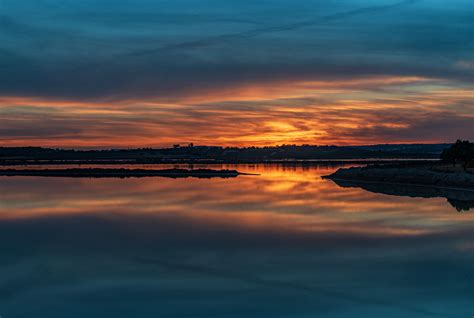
[[323, 165, 474, 190], [0, 158, 439, 166], [0, 168, 245, 179], [326, 177, 474, 193]]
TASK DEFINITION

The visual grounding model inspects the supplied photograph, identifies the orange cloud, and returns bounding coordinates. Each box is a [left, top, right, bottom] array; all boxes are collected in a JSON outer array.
[[0, 77, 472, 148]]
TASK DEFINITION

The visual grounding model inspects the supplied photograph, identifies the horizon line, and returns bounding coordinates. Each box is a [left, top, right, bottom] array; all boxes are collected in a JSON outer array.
[[0, 142, 454, 151]]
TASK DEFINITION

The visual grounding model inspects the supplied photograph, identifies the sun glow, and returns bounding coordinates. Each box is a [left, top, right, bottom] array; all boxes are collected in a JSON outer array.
[[0, 77, 472, 148]]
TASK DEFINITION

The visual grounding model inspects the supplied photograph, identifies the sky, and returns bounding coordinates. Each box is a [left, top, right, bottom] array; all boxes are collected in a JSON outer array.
[[1, 0, 473, 148]]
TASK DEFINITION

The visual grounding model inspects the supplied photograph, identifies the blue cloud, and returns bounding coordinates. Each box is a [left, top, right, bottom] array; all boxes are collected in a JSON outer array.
[[0, 0, 473, 99]]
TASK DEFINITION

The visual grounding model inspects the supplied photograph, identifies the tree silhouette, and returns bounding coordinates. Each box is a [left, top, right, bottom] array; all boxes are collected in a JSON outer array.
[[447, 199, 474, 212], [441, 140, 474, 170]]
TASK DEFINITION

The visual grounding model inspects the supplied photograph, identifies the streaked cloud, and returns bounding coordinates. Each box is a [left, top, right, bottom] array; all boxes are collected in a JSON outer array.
[[1, 77, 472, 147], [0, 0, 473, 146]]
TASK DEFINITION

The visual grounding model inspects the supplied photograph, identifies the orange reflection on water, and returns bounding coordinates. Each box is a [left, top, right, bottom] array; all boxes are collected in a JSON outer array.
[[1, 164, 472, 240]]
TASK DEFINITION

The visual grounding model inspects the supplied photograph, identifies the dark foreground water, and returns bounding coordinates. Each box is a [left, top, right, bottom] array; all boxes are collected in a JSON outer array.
[[0, 164, 473, 318]]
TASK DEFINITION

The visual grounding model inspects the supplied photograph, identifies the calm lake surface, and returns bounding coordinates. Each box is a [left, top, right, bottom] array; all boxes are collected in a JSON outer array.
[[1, 164, 473, 318]]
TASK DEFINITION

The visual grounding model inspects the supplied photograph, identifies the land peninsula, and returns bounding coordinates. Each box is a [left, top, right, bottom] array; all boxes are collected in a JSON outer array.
[[0, 168, 243, 179], [324, 140, 474, 190]]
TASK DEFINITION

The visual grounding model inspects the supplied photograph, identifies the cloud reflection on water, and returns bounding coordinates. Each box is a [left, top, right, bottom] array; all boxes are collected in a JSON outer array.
[[0, 164, 473, 317]]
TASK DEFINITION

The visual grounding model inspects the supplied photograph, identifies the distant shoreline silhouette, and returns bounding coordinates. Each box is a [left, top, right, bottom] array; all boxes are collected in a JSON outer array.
[[0, 144, 450, 165], [0, 168, 244, 179]]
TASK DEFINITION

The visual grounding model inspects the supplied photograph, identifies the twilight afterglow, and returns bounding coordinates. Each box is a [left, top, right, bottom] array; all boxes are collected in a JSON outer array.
[[1, 0, 472, 148], [1, 2, 474, 317]]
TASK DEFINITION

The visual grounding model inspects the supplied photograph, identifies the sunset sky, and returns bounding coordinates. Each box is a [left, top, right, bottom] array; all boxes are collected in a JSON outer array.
[[1, 0, 473, 148]]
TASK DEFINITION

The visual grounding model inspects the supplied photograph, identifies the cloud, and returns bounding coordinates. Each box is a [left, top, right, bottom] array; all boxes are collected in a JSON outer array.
[[0, 0, 472, 101], [131, 0, 422, 55], [0, 0, 472, 146], [0, 79, 472, 147], [456, 60, 474, 70]]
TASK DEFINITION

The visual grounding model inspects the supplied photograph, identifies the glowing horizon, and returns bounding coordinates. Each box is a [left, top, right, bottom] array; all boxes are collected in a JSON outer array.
[[1, 0, 473, 148]]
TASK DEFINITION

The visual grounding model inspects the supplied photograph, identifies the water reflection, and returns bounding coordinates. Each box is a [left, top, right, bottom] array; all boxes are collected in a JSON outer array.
[[328, 179, 474, 212], [0, 164, 473, 318]]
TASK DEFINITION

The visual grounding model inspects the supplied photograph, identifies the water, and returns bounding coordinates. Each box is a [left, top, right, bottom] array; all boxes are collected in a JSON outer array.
[[0, 164, 473, 318]]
